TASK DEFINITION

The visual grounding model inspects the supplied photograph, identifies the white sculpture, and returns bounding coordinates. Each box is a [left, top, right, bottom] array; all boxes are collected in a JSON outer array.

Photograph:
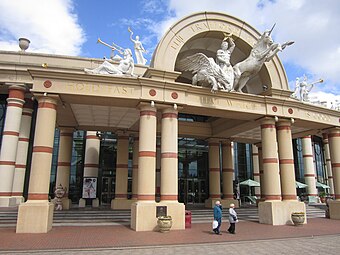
[[177, 35, 235, 93], [84, 48, 135, 76], [290, 75, 323, 102], [54, 184, 67, 211], [128, 27, 147, 65], [233, 24, 294, 92]]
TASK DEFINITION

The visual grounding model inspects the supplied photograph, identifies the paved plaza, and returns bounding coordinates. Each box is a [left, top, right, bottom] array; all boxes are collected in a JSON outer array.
[[0, 218, 339, 254]]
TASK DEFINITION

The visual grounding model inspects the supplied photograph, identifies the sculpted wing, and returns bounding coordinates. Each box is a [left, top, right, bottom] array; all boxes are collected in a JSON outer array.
[[177, 53, 215, 74]]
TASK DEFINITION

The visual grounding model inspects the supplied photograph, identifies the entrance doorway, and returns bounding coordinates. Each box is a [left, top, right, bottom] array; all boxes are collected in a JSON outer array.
[[179, 178, 207, 204], [101, 177, 115, 205]]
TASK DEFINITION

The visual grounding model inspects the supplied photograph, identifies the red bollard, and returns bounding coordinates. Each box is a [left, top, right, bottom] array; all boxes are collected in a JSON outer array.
[[185, 210, 192, 228]]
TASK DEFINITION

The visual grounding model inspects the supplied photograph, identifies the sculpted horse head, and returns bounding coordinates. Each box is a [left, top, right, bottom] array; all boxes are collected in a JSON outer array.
[[233, 25, 293, 92]]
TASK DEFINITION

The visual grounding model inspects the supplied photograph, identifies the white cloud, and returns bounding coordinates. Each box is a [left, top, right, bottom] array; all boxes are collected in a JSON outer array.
[[148, 0, 340, 95], [0, 0, 85, 55]]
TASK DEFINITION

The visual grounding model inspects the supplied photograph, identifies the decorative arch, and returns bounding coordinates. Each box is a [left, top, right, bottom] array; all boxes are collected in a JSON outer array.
[[150, 12, 289, 93]]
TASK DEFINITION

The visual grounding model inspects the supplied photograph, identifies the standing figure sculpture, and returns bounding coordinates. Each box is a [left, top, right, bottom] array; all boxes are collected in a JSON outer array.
[[54, 184, 67, 211], [216, 34, 235, 87], [297, 75, 323, 102], [290, 77, 300, 99], [233, 24, 294, 92], [128, 27, 147, 65]]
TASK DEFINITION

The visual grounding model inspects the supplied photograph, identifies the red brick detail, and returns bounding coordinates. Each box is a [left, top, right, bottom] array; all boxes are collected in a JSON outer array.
[[328, 133, 340, 138], [279, 159, 294, 164], [276, 126, 291, 131], [162, 112, 178, 119], [149, 89, 156, 96], [265, 195, 281, 200], [304, 174, 315, 177], [19, 138, 30, 142], [282, 195, 297, 200], [161, 152, 177, 158], [209, 168, 220, 172], [263, 158, 278, 164], [9, 89, 25, 100], [33, 146, 53, 153], [140, 110, 156, 117], [222, 168, 234, 173], [307, 193, 318, 196], [86, 135, 100, 140], [138, 195, 155, 200], [160, 195, 178, 200], [272, 106, 278, 112], [28, 194, 48, 200], [131, 194, 138, 199], [7, 102, 23, 108], [0, 192, 12, 196], [139, 151, 156, 157], [22, 112, 32, 117], [57, 162, 71, 167], [116, 164, 129, 168], [11, 192, 23, 196], [261, 124, 275, 129], [288, 108, 294, 114], [84, 164, 99, 168], [331, 163, 340, 167], [15, 164, 26, 168], [43, 80, 52, 88], [171, 92, 178, 99], [38, 102, 57, 110], [2, 131, 19, 136]]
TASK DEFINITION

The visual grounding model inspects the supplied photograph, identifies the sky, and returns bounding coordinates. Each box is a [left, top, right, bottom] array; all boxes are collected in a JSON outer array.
[[0, 0, 339, 106]]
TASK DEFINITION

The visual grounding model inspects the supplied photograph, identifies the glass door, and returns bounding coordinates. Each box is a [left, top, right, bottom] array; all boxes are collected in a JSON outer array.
[[101, 177, 115, 205]]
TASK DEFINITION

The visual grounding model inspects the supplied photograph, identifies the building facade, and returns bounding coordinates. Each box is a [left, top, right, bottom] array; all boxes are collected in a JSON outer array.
[[0, 12, 339, 233]]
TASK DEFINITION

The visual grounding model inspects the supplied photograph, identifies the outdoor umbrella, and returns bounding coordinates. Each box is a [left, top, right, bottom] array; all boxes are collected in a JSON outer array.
[[295, 181, 308, 189], [239, 179, 260, 196], [316, 181, 330, 189]]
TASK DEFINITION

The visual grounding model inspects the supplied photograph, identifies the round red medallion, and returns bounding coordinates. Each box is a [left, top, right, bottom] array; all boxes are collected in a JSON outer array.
[[171, 92, 178, 99], [288, 108, 293, 114], [43, 80, 52, 88], [272, 106, 278, 112], [149, 89, 156, 96]]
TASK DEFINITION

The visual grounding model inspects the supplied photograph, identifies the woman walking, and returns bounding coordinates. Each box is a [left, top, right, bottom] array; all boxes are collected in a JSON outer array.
[[228, 203, 238, 234]]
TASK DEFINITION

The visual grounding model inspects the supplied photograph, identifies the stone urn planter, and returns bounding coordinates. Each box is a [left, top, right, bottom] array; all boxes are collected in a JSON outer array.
[[157, 216, 172, 233], [18, 38, 30, 51], [291, 212, 305, 226]]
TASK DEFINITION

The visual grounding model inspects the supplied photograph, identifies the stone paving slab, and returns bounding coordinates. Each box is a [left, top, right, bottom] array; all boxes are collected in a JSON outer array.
[[0, 218, 339, 253]]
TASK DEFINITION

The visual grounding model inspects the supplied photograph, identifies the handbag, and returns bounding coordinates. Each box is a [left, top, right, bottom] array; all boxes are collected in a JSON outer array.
[[212, 220, 218, 229]]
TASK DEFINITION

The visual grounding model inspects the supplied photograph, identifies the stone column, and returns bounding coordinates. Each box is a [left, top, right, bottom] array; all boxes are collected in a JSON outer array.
[[131, 105, 157, 231], [328, 128, 340, 219], [252, 144, 261, 198], [277, 120, 297, 201], [159, 107, 184, 229], [11, 98, 34, 205], [111, 132, 130, 209], [302, 136, 318, 202], [79, 131, 100, 207], [323, 133, 335, 196], [0, 85, 26, 207], [55, 127, 73, 210], [258, 118, 302, 226], [16, 96, 57, 233], [205, 139, 221, 208], [221, 141, 237, 207], [131, 136, 139, 201]]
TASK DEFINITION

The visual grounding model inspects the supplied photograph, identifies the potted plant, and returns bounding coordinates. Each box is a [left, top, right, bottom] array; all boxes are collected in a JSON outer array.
[[291, 212, 305, 226], [319, 191, 326, 203], [157, 215, 172, 233]]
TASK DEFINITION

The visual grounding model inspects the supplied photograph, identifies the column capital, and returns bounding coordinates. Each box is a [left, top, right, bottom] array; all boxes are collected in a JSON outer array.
[[207, 138, 220, 145]]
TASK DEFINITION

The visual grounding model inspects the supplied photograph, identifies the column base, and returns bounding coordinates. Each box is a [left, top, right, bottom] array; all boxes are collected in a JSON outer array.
[[221, 199, 239, 208], [131, 201, 185, 231], [258, 200, 306, 225], [92, 198, 99, 207], [0, 196, 17, 207], [329, 200, 340, 219], [16, 201, 54, 233], [12, 196, 25, 205], [111, 199, 133, 209], [78, 198, 99, 207], [204, 198, 221, 208], [79, 198, 86, 207]]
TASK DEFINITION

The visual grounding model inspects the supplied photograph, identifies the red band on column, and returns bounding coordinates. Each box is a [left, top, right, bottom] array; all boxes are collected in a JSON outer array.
[[222, 168, 234, 173], [276, 126, 291, 131], [138, 195, 155, 200], [265, 195, 281, 200], [161, 152, 178, 158], [15, 164, 26, 168], [303, 155, 313, 158], [0, 161, 15, 166], [139, 151, 156, 157], [11, 192, 23, 196], [84, 163, 99, 168], [328, 133, 340, 138], [57, 162, 71, 167], [3, 131, 19, 136], [304, 174, 315, 177], [263, 158, 278, 163], [7, 102, 23, 108], [160, 195, 178, 200], [282, 195, 297, 200], [38, 102, 57, 110], [209, 168, 220, 172], [0, 192, 12, 196], [162, 113, 178, 119], [115, 194, 127, 198], [279, 159, 294, 164], [116, 164, 129, 168], [19, 138, 30, 142], [140, 111, 156, 117], [331, 163, 340, 167], [261, 124, 275, 129], [33, 146, 53, 153], [28, 194, 48, 200]]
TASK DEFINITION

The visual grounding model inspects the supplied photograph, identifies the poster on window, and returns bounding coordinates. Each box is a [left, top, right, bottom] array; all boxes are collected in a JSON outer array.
[[82, 177, 97, 198]]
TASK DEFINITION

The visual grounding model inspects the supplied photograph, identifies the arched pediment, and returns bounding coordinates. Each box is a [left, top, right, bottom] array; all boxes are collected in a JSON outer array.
[[150, 12, 289, 94]]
